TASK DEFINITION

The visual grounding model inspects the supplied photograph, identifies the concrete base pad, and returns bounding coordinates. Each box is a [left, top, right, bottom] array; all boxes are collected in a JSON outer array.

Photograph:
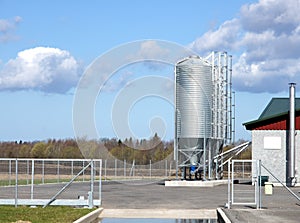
[[100, 209, 217, 219], [165, 180, 228, 187]]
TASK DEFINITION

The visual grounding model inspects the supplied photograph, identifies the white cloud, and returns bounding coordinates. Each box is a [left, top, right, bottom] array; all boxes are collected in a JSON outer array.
[[138, 40, 169, 59], [190, 19, 241, 53], [0, 16, 22, 42], [0, 47, 82, 93], [191, 0, 300, 93], [240, 0, 300, 35], [136, 40, 171, 70]]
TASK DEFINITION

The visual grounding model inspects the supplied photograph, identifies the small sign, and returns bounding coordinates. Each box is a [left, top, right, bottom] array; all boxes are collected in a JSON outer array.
[[264, 136, 281, 149]]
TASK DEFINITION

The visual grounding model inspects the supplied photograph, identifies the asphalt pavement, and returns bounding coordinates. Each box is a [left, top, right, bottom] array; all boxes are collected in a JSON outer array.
[[100, 180, 300, 222], [1, 179, 300, 222]]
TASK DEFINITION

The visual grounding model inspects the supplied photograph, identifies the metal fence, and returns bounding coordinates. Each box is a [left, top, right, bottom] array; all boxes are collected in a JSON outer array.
[[102, 159, 176, 182], [227, 159, 300, 209], [0, 158, 176, 207], [0, 158, 102, 208]]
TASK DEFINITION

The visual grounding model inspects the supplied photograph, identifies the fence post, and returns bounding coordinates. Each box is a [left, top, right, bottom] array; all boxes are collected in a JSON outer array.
[[9, 160, 11, 185], [115, 159, 117, 177], [150, 160, 152, 178], [71, 160, 74, 177], [27, 160, 29, 185], [133, 160, 135, 177], [99, 160, 102, 205], [165, 160, 168, 177], [231, 160, 234, 206], [57, 160, 60, 183], [227, 160, 231, 209], [82, 160, 85, 182], [169, 161, 172, 177], [89, 160, 94, 208], [124, 160, 126, 177], [242, 160, 245, 178], [31, 160, 35, 200], [104, 159, 107, 181], [42, 160, 45, 184], [257, 160, 262, 209], [15, 159, 18, 208]]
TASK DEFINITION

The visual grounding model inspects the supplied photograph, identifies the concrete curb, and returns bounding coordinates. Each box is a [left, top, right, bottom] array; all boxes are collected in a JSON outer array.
[[73, 207, 103, 223], [217, 208, 231, 223], [165, 180, 228, 187], [99, 209, 217, 219]]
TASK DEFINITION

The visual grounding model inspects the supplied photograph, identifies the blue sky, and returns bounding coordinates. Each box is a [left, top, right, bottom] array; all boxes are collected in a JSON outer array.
[[1, 0, 300, 142]]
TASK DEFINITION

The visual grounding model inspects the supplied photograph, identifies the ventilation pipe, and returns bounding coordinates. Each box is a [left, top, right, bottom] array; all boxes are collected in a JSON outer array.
[[289, 83, 296, 184]]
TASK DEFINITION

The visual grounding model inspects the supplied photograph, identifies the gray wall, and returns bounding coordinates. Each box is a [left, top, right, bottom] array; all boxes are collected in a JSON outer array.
[[252, 130, 300, 183]]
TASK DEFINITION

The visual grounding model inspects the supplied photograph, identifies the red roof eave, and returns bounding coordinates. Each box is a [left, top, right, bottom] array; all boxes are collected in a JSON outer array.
[[244, 113, 300, 131]]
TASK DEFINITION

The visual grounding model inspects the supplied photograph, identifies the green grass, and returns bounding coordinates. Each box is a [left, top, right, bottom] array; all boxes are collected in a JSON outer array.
[[0, 206, 95, 223]]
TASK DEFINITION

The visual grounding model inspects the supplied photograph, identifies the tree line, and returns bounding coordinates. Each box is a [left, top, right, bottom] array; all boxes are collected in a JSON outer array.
[[0, 134, 174, 165], [0, 136, 249, 165]]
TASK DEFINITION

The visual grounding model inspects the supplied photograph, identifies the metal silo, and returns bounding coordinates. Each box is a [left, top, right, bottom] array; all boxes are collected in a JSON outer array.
[[175, 53, 233, 180], [176, 56, 212, 138]]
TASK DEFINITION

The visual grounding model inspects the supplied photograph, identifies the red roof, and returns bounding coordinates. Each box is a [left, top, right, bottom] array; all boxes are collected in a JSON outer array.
[[244, 111, 300, 130], [243, 98, 300, 131]]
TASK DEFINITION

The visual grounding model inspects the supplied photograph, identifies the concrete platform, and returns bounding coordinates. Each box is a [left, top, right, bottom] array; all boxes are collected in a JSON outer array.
[[223, 209, 300, 223], [165, 179, 228, 187]]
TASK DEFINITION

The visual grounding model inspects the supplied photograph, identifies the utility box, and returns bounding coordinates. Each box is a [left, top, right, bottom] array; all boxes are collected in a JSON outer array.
[[265, 182, 273, 195], [259, 176, 269, 186]]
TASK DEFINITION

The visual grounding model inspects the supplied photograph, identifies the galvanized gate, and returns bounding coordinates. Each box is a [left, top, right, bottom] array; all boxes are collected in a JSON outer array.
[[228, 159, 261, 209], [0, 158, 102, 208]]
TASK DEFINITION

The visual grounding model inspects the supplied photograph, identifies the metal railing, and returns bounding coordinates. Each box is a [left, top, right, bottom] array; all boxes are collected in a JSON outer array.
[[0, 158, 102, 208]]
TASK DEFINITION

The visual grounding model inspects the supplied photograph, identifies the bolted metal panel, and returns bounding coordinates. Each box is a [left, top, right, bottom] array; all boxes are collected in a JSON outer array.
[[175, 56, 213, 138]]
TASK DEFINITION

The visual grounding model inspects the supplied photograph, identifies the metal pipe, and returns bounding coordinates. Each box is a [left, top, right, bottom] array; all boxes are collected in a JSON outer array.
[[15, 159, 18, 208], [227, 160, 231, 209], [9, 160, 11, 185], [289, 83, 296, 182], [257, 160, 262, 209], [89, 160, 94, 208], [104, 159, 107, 181], [31, 160, 34, 200], [42, 160, 44, 184], [99, 160, 102, 206], [150, 160, 152, 178]]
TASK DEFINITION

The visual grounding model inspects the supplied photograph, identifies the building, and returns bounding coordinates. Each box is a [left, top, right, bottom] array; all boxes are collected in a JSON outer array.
[[243, 85, 300, 185]]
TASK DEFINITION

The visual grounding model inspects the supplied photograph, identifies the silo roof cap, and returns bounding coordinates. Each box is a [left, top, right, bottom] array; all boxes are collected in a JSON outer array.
[[176, 55, 210, 66]]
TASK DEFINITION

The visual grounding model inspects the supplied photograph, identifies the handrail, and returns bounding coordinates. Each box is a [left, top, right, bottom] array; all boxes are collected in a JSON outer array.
[[213, 141, 251, 159], [216, 142, 251, 168]]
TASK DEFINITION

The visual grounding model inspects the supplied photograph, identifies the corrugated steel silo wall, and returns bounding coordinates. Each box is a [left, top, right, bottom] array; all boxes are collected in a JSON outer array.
[[175, 57, 212, 139]]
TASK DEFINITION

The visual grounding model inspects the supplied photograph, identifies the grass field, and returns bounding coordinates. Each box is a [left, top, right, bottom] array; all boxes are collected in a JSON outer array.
[[0, 206, 95, 223]]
